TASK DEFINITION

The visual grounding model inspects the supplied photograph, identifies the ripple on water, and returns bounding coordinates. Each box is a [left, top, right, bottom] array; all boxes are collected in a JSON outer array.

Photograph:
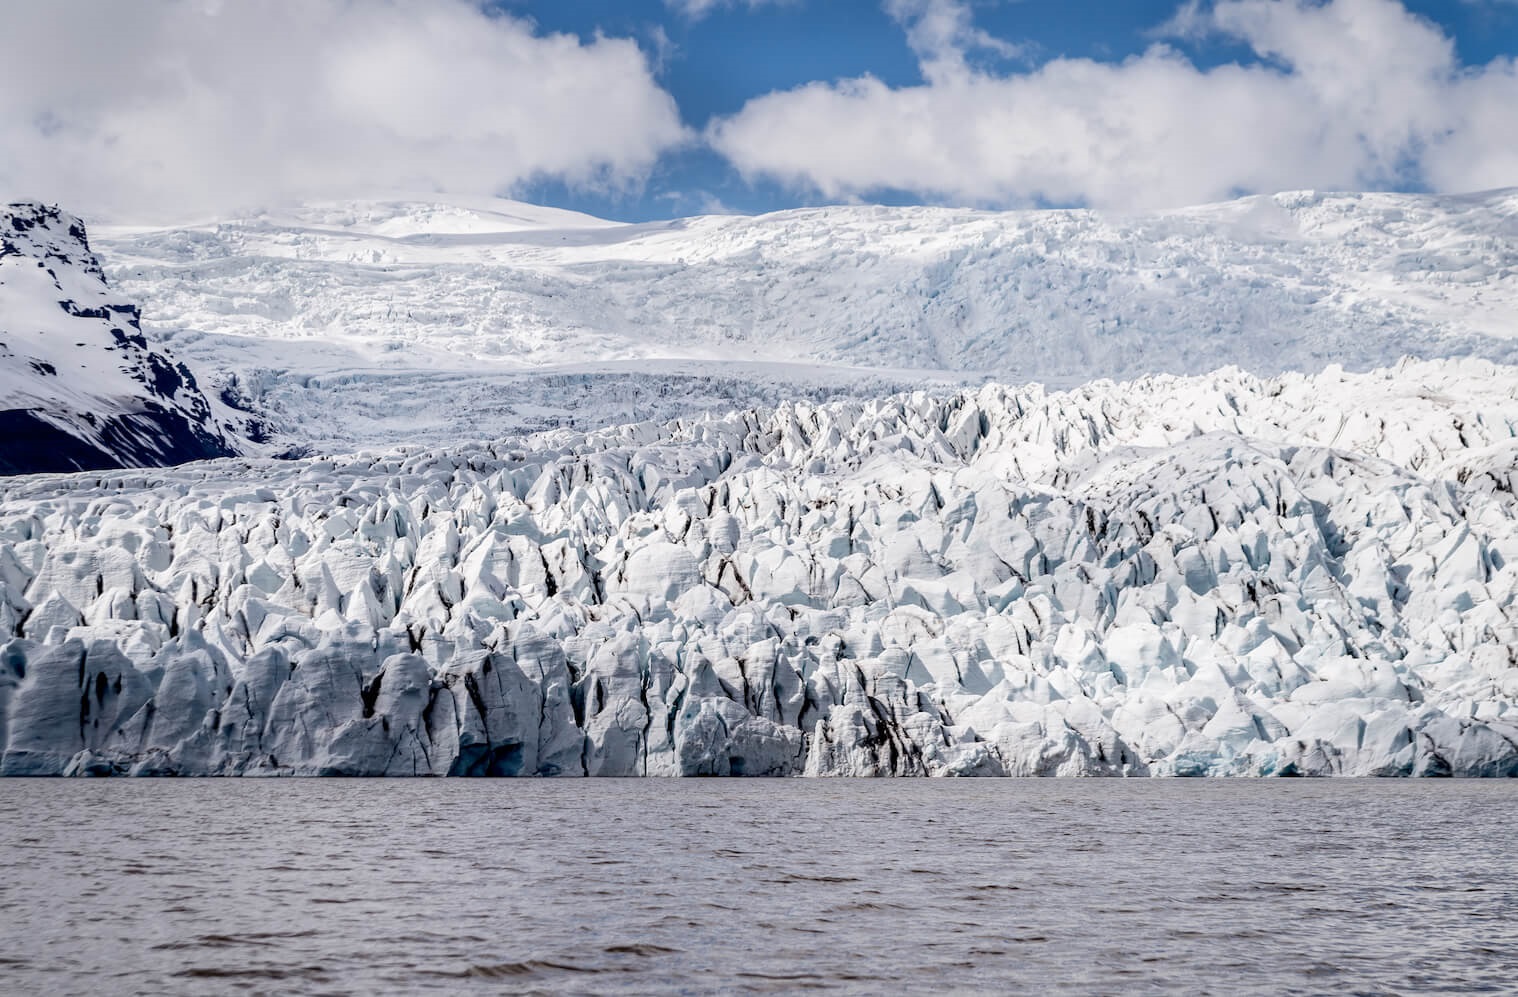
[[1, 780, 1516, 994]]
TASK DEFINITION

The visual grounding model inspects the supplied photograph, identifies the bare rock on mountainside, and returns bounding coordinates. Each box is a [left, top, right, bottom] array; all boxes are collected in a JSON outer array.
[[0, 203, 240, 475]]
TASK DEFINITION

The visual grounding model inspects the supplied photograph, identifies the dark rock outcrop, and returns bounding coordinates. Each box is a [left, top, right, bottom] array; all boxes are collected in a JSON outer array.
[[0, 203, 238, 475]]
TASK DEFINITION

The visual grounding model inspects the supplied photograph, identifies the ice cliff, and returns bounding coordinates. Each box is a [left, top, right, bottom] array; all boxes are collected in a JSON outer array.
[[2, 360, 1516, 776], [0, 204, 238, 474]]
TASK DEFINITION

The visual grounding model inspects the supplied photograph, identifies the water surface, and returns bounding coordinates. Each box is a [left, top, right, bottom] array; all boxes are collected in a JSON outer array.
[[1, 780, 1514, 994]]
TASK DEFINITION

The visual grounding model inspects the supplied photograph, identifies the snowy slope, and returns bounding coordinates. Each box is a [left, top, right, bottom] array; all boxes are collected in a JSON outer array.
[[89, 188, 1518, 451], [3, 359, 1516, 777], [0, 204, 240, 474]]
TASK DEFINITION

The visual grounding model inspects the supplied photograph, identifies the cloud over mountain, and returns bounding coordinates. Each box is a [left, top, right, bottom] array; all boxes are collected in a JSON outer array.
[[709, 0, 1518, 209], [0, 0, 687, 220]]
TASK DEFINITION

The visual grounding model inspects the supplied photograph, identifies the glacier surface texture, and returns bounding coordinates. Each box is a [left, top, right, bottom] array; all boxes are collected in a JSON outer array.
[[3, 362, 1517, 777], [92, 188, 1518, 450]]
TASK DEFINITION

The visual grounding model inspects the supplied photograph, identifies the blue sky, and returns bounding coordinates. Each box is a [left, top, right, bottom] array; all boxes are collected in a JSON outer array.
[[5, 0, 1517, 221], [508, 0, 1518, 220]]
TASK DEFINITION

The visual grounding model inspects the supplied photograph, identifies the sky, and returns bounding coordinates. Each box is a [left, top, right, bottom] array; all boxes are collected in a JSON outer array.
[[1, 0, 1516, 222]]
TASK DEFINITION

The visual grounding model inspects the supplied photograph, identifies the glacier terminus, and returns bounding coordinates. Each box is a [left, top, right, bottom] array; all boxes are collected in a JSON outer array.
[[2, 191, 1517, 777]]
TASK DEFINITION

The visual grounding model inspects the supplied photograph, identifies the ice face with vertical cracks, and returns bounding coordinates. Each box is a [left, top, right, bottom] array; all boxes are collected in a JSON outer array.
[[4, 360, 1518, 776]]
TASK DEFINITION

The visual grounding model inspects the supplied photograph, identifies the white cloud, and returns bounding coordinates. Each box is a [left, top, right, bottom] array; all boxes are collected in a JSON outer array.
[[886, 0, 1027, 81], [0, 0, 688, 220], [665, 0, 797, 21], [708, 0, 1518, 209]]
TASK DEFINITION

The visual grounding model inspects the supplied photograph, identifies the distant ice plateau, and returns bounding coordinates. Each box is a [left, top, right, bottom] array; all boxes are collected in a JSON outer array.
[[93, 186, 1518, 450], [1, 189, 1516, 776]]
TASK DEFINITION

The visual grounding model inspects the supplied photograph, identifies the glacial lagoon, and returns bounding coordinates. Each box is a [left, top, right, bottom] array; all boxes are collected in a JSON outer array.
[[2, 779, 1514, 994]]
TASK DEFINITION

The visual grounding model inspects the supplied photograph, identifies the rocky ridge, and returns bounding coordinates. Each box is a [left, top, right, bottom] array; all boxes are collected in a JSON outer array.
[[0, 203, 239, 475]]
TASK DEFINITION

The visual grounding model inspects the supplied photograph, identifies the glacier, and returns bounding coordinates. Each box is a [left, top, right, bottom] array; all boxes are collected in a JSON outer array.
[[92, 188, 1518, 451], [3, 359, 1516, 777], [3, 188, 1516, 777]]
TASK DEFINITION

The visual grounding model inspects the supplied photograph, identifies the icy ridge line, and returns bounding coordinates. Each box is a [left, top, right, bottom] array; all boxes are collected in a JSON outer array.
[[2, 359, 1517, 776]]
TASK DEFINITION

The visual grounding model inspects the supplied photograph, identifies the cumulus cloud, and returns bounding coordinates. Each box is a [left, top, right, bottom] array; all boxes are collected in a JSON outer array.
[[886, 0, 1027, 80], [0, 0, 687, 220], [708, 0, 1518, 209]]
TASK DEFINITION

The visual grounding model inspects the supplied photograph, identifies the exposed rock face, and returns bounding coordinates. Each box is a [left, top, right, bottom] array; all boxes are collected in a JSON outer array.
[[0, 203, 238, 475], [2, 361, 1517, 776]]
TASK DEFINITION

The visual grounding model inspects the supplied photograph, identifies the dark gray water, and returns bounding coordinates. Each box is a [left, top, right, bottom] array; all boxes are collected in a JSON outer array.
[[1, 781, 1514, 995]]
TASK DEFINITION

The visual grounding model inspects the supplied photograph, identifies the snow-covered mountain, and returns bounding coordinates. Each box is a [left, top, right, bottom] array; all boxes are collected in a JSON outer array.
[[0, 204, 239, 474], [3, 190, 1516, 777], [3, 360, 1515, 777], [93, 188, 1518, 449]]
